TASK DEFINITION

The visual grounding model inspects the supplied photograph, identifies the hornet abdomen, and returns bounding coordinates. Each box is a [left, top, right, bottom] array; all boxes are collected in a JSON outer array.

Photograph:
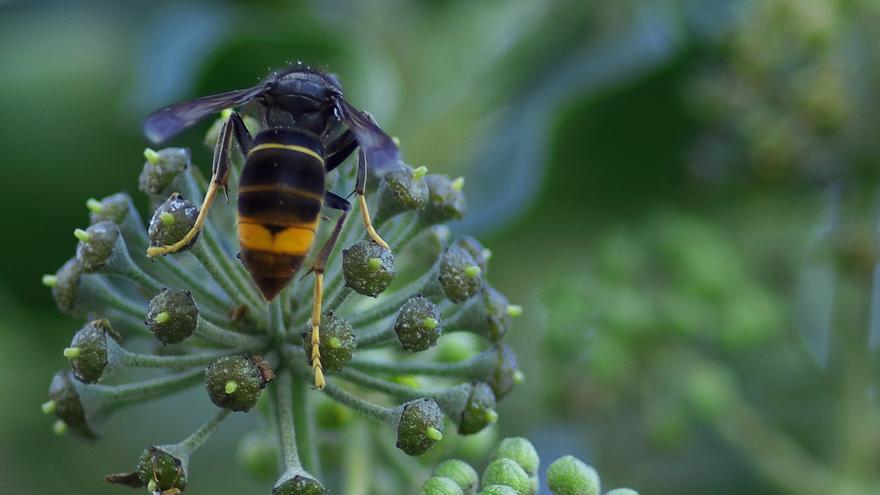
[[238, 129, 325, 300]]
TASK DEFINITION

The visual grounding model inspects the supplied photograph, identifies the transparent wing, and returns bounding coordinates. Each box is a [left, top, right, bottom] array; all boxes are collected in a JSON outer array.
[[333, 96, 403, 175], [143, 86, 268, 144]]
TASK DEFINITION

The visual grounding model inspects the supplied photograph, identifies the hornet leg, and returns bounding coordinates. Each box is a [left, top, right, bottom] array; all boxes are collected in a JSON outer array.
[[308, 191, 351, 389], [147, 112, 253, 257], [354, 149, 390, 249]]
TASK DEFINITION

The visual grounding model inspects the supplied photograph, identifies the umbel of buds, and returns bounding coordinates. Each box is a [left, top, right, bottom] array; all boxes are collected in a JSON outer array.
[[42, 128, 522, 494], [419, 437, 640, 495]]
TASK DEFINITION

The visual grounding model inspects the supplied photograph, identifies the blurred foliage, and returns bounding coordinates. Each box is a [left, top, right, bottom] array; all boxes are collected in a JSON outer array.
[[4, 0, 880, 494]]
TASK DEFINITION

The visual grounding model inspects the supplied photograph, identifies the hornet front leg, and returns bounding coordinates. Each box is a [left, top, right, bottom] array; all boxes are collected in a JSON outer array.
[[147, 112, 253, 257]]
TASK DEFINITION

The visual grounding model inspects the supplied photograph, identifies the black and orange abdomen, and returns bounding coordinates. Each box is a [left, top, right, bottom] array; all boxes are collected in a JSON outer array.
[[238, 129, 325, 300]]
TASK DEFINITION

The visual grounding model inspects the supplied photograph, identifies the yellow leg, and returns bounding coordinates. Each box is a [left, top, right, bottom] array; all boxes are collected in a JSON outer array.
[[146, 182, 221, 257], [358, 194, 389, 249], [310, 272, 326, 390]]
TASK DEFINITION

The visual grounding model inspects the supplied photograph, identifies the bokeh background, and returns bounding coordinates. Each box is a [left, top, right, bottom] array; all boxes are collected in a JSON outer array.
[[2, 0, 880, 494]]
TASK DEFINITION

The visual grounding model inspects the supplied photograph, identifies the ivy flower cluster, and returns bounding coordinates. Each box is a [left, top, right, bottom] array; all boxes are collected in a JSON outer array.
[[41, 123, 522, 493], [420, 437, 639, 495]]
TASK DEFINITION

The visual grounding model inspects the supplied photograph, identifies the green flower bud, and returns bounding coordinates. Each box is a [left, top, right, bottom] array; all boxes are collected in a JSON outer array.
[[546, 456, 600, 495], [439, 243, 483, 303], [138, 147, 191, 197], [447, 286, 512, 342], [237, 431, 278, 481], [48, 370, 95, 439], [458, 235, 490, 269], [273, 469, 327, 495], [458, 382, 497, 435], [394, 296, 442, 351], [302, 312, 356, 372], [433, 459, 478, 494], [604, 489, 639, 495], [67, 319, 120, 384], [205, 355, 275, 412], [139, 446, 188, 493], [148, 193, 199, 249], [146, 289, 199, 345], [395, 398, 445, 456], [88, 192, 135, 226], [421, 476, 465, 495], [75, 221, 120, 272], [471, 344, 520, 399], [481, 458, 530, 495], [419, 174, 467, 226], [376, 164, 430, 223], [49, 258, 82, 315], [490, 438, 539, 478], [342, 240, 396, 297], [479, 486, 520, 495]]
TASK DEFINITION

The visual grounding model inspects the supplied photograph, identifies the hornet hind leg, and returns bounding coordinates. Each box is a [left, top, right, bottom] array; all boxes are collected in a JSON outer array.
[[307, 191, 351, 389]]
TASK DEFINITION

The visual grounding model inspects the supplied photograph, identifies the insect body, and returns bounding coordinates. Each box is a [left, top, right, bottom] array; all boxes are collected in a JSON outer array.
[[142, 64, 402, 388]]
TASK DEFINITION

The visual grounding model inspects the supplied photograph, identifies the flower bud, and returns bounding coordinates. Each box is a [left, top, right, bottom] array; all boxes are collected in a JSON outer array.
[[478, 486, 519, 495], [49, 258, 82, 315], [456, 236, 491, 273], [205, 355, 275, 412], [302, 312, 356, 372], [375, 165, 430, 223], [148, 193, 199, 249], [421, 476, 464, 495], [395, 398, 445, 456], [420, 175, 467, 225], [472, 344, 520, 399], [147, 289, 199, 345], [439, 243, 484, 303], [394, 296, 442, 352], [67, 319, 120, 384], [237, 431, 278, 481], [490, 438, 539, 478], [75, 221, 120, 272], [115, 446, 188, 493], [433, 459, 478, 494], [448, 286, 512, 342], [273, 469, 327, 495], [546, 456, 600, 495], [342, 240, 396, 297], [457, 382, 497, 435], [605, 490, 639, 495], [47, 370, 95, 439], [88, 192, 135, 226], [138, 147, 191, 197], [481, 458, 530, 495]]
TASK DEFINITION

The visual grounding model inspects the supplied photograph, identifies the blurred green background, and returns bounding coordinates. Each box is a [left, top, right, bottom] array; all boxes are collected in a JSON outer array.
[[2, 0, 880, 493]]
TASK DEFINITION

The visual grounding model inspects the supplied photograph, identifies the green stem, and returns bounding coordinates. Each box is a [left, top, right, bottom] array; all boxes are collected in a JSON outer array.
[[292, 375, 320, 477], [115, 345, 251, 369], [178, 409, 230, 453], [343, 420, 371, 495], [272, 370, 301, 470], [193, 242, 261, 318], [202, 222, 265, 309], [97, 367, 205, 410], [155, 256, 232, 311], [320, 379, 396, 423], [336, 368, 425, 401], [270, 298, 286, 340], [355, 326, 397, 349], [349, 357, 471, 378], [196, 317, 265, 347]]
